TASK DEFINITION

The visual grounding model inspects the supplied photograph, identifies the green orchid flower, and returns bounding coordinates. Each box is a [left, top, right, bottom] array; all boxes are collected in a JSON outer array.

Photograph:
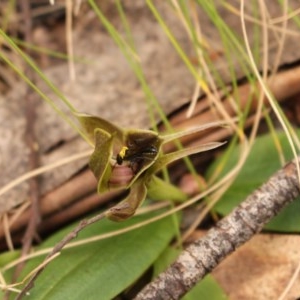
[[76, 113, 226, 221]]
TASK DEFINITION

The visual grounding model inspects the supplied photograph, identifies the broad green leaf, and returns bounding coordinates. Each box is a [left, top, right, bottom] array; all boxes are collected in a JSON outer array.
[[0, 250, 20, 268], [147, 175, 187, 202], [4, 211, 176, 300], [153, 247, 228, 300], [208, 130, 300, 232], [182, 275, 228, 300]]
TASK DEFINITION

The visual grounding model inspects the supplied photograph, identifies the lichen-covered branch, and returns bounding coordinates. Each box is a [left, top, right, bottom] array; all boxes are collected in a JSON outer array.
[[135, 156, 300, 300]]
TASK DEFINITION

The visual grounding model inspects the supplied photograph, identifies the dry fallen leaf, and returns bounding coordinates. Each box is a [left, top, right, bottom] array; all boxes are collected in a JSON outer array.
[[213, 233, 300, 300]]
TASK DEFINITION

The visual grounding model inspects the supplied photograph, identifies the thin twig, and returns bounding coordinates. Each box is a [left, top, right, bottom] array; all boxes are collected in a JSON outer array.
[[16, 212, 106, 299], [135, 156, 300, 300], [20, 91, 41, 253]]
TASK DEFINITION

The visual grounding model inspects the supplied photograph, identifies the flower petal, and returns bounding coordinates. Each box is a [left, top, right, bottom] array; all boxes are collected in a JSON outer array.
[[149, 141, 227, 174], [75, 112, 124, 145], [105, 179, 147, 221], [89, 128, 114, 193]]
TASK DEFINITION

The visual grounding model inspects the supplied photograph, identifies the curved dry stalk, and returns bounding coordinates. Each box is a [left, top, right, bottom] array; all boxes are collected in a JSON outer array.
[[66, 0, 75, 81], [0, 170, 97, 243], [0, 150, 91, 198], [240, 0, 300, 181], [278, 259, 300, 300], [223, 3, 300, 36], [135, 156, 300, 300]]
